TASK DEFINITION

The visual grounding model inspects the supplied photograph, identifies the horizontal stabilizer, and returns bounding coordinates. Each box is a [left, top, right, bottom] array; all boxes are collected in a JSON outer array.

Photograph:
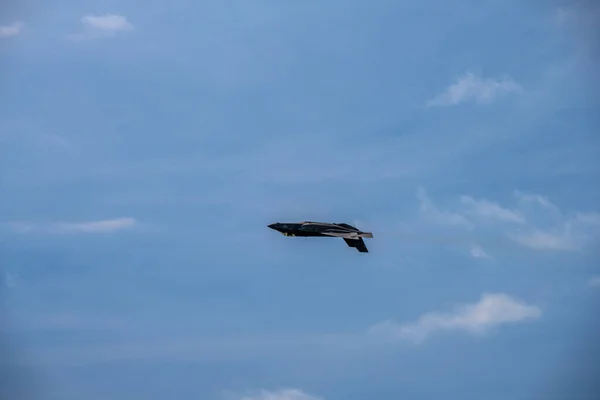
[[343, 237, 368, 253]]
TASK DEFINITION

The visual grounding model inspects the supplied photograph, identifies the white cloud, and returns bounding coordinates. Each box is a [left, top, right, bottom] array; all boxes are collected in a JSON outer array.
[[368, 293, 541, 344], [82, 14, 133, 32], [426, 71, 523, 107], [224, 389, 323, 400], [0, 21, 22, 38], [460, 195, 525, 224], [71, 14, 133, 40], [8, 217, 136, 234], [417, 187, 471, 228], [470, 244, 492, 260]]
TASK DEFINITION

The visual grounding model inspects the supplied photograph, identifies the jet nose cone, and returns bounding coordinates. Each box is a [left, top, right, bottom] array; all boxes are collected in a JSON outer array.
[[268, 223, 277, 229]]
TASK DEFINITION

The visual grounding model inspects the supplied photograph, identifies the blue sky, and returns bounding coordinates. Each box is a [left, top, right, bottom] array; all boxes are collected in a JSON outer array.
[[1, 1, 599, 399]]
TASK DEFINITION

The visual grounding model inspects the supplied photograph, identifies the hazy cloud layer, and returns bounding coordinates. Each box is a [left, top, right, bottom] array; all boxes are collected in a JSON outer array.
[[1, 1, 597, 399]]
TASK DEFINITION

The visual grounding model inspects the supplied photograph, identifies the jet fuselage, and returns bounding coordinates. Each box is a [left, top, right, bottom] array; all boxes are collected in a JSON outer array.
[[267, 221, 373, 252]]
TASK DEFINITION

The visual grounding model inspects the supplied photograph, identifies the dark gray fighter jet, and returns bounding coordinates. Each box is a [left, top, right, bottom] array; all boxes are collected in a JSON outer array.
[[268, 221, 373, 253]]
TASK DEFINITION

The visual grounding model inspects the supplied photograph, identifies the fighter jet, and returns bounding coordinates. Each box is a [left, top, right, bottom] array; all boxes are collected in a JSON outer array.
[[267, 221, 373, 253]]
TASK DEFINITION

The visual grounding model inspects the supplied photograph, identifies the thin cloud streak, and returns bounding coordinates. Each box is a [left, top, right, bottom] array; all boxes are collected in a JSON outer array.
[[235, 389, 324, 400], [69, 14, 133, 40], [6, 218, 137, 234], [0, 21, 22, 38], [81, 14, 133, 32]]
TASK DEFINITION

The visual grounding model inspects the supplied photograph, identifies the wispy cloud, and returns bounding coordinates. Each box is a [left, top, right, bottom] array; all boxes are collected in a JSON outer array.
[[0, 120, 79, 154], [556, 7, 576, 25], [3, 312, 130, 333], [0, 21, 22, 38], [228, 389, 323, 400], [554, 4, 600, 30], [2, 272, 19, 288], [417, 187, 471, 228], [70, 14, 133, 40], [586, 276, 600, 288], [418, 187, 600, 253], [508, 229, 580, 251], [368, 293, 541, 344], [7, 217, 136, 234], [460, 195, 525, 224], [509, 199, 599, 252], [572, 212, 600, 227], [470, 244, 493, 260], [514, 191, 562, 215], [426, 71, 523, 107]]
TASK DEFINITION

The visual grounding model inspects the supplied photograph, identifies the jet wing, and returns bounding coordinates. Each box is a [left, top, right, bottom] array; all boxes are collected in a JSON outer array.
[[343, 238, 368, 253], [322, 231, 374, 239]]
